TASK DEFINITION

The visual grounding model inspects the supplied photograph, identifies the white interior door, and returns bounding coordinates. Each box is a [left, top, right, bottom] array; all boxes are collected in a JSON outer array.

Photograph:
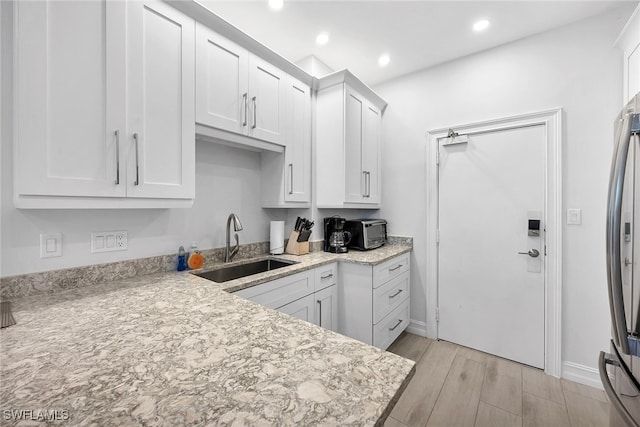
[[438, 124, 546, 369]]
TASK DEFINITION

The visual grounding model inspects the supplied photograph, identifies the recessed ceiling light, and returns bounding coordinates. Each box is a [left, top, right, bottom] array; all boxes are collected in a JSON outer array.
[[268, 0, 283, 10], [378, 54, 390, 67], [473, 19, 490, 32], [316, 33, 329, 46]]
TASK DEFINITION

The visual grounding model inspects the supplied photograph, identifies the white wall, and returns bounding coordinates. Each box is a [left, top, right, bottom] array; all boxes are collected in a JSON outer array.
[[373, 5, 633, 378], [0, 0, 291, 278], [0, 139, 282, 277]]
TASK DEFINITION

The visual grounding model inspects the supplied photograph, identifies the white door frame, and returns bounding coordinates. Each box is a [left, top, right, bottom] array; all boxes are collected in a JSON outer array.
[[426, 108, 563, 377]]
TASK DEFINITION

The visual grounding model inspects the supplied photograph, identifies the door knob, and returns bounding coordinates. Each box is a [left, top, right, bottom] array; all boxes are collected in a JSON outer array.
[[518, 249, 540, 258]]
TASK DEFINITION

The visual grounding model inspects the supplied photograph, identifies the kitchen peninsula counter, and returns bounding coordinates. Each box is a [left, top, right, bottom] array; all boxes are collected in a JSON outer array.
[[0, 246, 415, 426]]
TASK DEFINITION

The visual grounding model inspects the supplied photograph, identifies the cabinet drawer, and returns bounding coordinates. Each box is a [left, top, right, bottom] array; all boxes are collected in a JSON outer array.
[[315, 263, 337, 291], [373, 271, 410, 324], [232, 270, 313, 309], [373, 299, 410, 350], [373, 254, 410, 288]]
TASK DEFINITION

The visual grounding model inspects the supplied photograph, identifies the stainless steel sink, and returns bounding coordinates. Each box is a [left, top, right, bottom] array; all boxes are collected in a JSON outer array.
[[194, 258, 298, 283]]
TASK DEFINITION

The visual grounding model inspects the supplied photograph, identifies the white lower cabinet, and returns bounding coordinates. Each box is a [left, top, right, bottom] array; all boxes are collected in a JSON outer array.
[[314, 284, 338, 331], [232, 254, 411, 346], [339, 254, 411, 349], [279, 294, 315, 323], [232, 262, 338, 332]]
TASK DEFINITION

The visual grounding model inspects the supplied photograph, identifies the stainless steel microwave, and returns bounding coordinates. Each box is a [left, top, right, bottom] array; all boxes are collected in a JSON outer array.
[[344, 219, 387, 250]]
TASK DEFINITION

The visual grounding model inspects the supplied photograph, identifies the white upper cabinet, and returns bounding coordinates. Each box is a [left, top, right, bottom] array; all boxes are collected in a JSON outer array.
[[126, 0, 195, 200], [261, 75, 311, 207], [14, 0, 195, 208], [248, 56, 285, 145], [616, 5, 640, 104], [316, 71, 386, 208], [195, 23, 285, 146], [284, 77, 312, 203], [195, 25, 249, 134], [15, 0, 127, 200]]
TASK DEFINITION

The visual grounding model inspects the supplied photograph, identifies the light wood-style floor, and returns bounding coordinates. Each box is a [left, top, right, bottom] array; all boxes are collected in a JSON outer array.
[[385, 332, 610, 427]]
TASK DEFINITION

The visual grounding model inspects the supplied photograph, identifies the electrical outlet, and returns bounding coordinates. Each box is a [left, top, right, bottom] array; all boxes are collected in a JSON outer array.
[[115, 232, 127, 249], [92, 230, 127, 253]]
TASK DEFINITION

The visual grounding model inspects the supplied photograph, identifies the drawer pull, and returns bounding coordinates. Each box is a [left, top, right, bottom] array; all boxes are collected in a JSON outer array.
[[389, 319, 403, 331], [320, 273, 333, 280], [389, 289, 403, 299], [388, 264, 403, 272]]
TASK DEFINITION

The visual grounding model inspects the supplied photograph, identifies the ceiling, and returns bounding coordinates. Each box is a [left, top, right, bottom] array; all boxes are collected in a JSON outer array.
[[199, 0, 637, 86]]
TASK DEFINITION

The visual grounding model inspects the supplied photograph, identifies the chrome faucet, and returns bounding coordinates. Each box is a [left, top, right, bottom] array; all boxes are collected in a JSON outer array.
[[225, 213, 243, 262]]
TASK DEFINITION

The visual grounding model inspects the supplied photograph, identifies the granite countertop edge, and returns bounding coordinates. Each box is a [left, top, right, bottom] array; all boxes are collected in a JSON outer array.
[[1, 244, 416, 426], [206, 244, 413, 293]]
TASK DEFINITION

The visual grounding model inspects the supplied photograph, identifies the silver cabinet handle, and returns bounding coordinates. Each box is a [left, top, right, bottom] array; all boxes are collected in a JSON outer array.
[[518, 249, 540, 258], [362, 171, 367, 197], [389, 264, 403, 272], [133, 133, 140, 186], [288, 163, 293, 195], [389, 319, 402, 331], [625, 257, 632, 267], [320, 273, 333, 280], [389, 289, 403, 299], [114, 130, 120, 185], [366, 171, 371, 197], [242, 92, 248, 127], [317, 300, 322, 326], [251, 96, 257, 129]]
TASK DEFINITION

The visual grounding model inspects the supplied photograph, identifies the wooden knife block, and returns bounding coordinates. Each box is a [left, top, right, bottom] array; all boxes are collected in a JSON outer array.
[[285, 231, 309, 255]]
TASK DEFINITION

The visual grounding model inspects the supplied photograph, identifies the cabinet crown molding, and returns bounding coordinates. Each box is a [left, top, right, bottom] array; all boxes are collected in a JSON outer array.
[[166, 0, 314, 87], [315, 69, 388, 113]]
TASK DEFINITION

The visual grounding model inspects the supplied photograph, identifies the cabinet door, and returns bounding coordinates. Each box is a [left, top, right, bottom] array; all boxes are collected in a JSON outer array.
[[126, 0, 195, 199], [15, 0, 126, 198], [315, 284, 339, 332], [344, 86, 365, 203], [363, 103, 381, 204], [284, 77, 311, 203], [195, 24, 249, 134], [278, 294, 315, 324], [248, 55, 285, 145]]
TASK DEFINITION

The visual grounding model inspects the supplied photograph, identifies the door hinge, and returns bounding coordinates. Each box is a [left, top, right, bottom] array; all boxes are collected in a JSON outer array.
[[435, 307, 440, 323], [436, 229, 440, 244], [436, 150, 440, 165]]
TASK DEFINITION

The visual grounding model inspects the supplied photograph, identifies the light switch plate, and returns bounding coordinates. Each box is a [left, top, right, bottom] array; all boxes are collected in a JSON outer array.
[[567, 209, 582, 225], [40, 233, 62, 258], [91, 231, 127, 253]]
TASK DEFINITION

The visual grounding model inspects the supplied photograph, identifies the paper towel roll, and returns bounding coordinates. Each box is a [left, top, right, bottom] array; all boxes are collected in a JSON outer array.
[[270, 221, 285, 254]]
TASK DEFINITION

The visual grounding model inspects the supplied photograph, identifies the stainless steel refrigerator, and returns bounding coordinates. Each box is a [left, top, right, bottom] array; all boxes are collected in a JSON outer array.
[[600, 91, 640, 427]]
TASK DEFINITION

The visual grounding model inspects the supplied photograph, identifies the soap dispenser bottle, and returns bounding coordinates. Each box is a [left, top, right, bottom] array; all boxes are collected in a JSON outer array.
[[187, 241, 204, 270], [177, 246, 187, 271]]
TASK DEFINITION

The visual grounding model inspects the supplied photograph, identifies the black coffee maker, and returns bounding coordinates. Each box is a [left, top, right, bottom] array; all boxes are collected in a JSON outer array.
[[324, 216, 352, 253]]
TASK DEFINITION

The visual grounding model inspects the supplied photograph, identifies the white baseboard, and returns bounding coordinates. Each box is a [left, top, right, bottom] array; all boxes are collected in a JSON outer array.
[[562, 361, 603, 390], [406, 320, 427, 337]]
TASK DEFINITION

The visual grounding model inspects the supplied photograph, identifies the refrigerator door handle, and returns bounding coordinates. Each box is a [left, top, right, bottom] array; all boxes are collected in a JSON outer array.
[[599, 351, 640, 427], [607, 112, 633, 354]]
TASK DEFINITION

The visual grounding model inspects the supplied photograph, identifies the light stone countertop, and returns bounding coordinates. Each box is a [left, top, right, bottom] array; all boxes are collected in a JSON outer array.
[[0, 245, 415, 426], [202, 244, 412, 293]]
